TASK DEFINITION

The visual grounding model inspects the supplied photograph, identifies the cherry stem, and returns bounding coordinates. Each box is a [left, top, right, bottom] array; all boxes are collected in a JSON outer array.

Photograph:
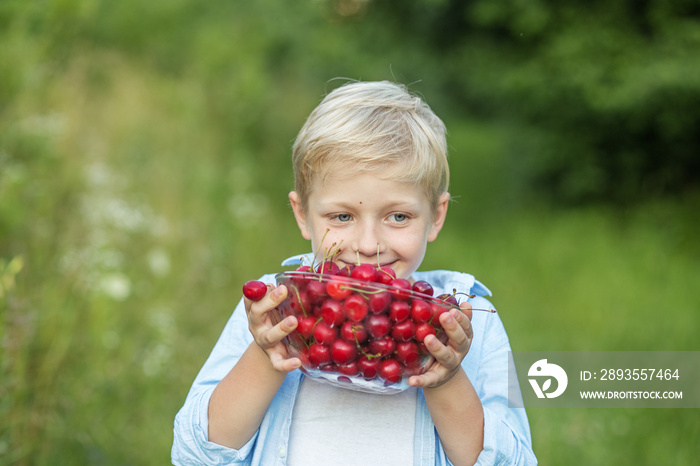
[[318, 242, 337, 281], [338, 284, 385, 297], [296, 316, 323, 350], [352, 326, 381, 359], [453, 289, 476, 299], [312, 228, 331, 269], [333, 240, 343, 259], [291, 285, 308, 317], [378, 267, 394, 281], [447, 288, 496, 312]]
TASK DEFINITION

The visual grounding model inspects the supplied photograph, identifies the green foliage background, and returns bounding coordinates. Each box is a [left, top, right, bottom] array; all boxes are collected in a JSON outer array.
[[1, 0, 698, 464]]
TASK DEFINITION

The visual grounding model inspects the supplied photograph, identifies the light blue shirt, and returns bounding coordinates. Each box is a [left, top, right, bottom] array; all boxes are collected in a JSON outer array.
[[172, 255, 537, 465]]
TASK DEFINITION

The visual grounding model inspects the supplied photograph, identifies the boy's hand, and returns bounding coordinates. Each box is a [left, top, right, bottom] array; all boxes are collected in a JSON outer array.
[[407, 302, 474, 388], [244, 284, 301, 373]]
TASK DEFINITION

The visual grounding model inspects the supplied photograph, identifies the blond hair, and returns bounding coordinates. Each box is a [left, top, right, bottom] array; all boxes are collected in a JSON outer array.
[[292, 81, 449, 210]]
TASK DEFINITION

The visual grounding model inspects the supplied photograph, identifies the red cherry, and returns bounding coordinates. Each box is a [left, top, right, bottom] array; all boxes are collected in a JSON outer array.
[[415, 322, 436, 343], [285, 329, 307, 350], [343, 294, 369, 322], [379, 359, 403, 384], [368, 336, 396, 357], [436, 293, 459, 306], [368, 291, 392, 314], [291, 266, 313, 286], [410, 299, 433, 323], [340, 321, 368, 343], [411, 280, 434, 297], [430, 302, 450, 327], [320, 299, 344, 327], [388, 278, 412, 301], [336, 360, 359, 376], [313, 321, 337, 345], [306, 280, 327, 304], [290, 289, 311, 317], [242, 280, 267, 302], [389, 301, 410, 323], [338, 265, 354, 277], [316, 261, 340, 275], [376, 266, 397, 285], [358, 356, 380, 380], [327, 279, 352, 300], [276, 296, 293, 317], [308, 343, 331, 367], [297, 347, 311, 367], [391, 319, 416, 342], [330, 339, 358, 365], [403, 360, 424, 376], [296, 316, 318, 340], [395, 341, 420, 366], [351, 263, 378, 282], [365, 314, 392, 338]]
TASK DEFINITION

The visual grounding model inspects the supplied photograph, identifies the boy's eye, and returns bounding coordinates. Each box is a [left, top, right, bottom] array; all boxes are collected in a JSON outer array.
[[336, 213, 352, 222], [389, 213, 408, 223]]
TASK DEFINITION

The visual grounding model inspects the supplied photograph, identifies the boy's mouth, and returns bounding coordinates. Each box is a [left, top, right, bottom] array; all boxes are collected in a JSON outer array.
[[335, 258, 397, 269]]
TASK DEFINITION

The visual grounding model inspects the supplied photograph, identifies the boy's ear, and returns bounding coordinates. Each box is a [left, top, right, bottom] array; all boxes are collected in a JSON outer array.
[[427, 192, 450, 242], [289, 191, 312, 240]]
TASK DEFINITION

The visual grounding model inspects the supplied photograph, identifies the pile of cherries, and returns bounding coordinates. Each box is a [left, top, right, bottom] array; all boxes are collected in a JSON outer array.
[[244, 261, 464, 390]]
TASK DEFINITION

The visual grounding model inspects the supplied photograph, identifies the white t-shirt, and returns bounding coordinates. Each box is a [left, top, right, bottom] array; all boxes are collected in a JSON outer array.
[[287, 377, 417, 465]]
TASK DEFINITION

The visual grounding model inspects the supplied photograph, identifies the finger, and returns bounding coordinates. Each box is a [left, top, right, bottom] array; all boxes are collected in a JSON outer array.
[[459, 301, 473, 320], [269, 351, 302, 373], [439, 309, 472, 350], [409, 366, 462, 388], [247, 284, 288, 320], [423, 333, 460, 369], [408, 369, 444, 388], [244, 283, 274, 308], [453, 307, 473, 340], [258, 315, 298, 348]]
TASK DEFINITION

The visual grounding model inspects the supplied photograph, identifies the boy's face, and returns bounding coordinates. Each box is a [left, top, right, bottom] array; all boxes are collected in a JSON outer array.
[[289, 171, 449, 280]]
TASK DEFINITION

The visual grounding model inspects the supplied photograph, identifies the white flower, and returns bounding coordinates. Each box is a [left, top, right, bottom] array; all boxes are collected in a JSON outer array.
[[147, 248, 171, 277], [99, 272, 132, 300]]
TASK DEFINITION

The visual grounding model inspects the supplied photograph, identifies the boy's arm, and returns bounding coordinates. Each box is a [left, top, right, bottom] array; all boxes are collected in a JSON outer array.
[[172, 277, 300, 464], [208, 341, 288, 448], [469, 306, 537, 466], [208, 284, 300, 448], [423, 368, 484, 466], [410, 306, 484, 465], [418, 298, 537, 466]]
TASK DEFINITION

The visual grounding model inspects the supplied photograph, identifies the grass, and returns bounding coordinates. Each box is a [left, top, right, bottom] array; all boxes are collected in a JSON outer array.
[[426, 209, 700, 464], [1, 19, 699, 466]]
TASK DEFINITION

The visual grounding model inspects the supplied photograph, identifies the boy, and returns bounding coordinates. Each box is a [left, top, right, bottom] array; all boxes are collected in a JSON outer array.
[[172, 81, 536, 465]]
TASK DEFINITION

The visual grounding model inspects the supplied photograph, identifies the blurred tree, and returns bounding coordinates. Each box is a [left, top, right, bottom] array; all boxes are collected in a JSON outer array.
[[3, 0, 699, 207], [366, 0, 700, 204]]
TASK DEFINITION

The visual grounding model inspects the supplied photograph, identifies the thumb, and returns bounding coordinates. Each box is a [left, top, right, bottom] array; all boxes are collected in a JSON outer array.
[[459, 301, 473, 320]]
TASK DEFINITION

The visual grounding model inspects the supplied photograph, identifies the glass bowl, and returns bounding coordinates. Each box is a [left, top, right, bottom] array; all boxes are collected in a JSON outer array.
[[273, 271, 458, 394]]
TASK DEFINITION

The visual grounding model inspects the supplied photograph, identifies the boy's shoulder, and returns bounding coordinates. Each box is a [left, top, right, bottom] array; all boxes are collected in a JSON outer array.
[[413, 269, 492, 298]]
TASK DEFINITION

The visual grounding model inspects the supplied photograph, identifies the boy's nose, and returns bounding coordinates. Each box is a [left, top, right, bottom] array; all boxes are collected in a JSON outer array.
[[352, 224, 384, 259]]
